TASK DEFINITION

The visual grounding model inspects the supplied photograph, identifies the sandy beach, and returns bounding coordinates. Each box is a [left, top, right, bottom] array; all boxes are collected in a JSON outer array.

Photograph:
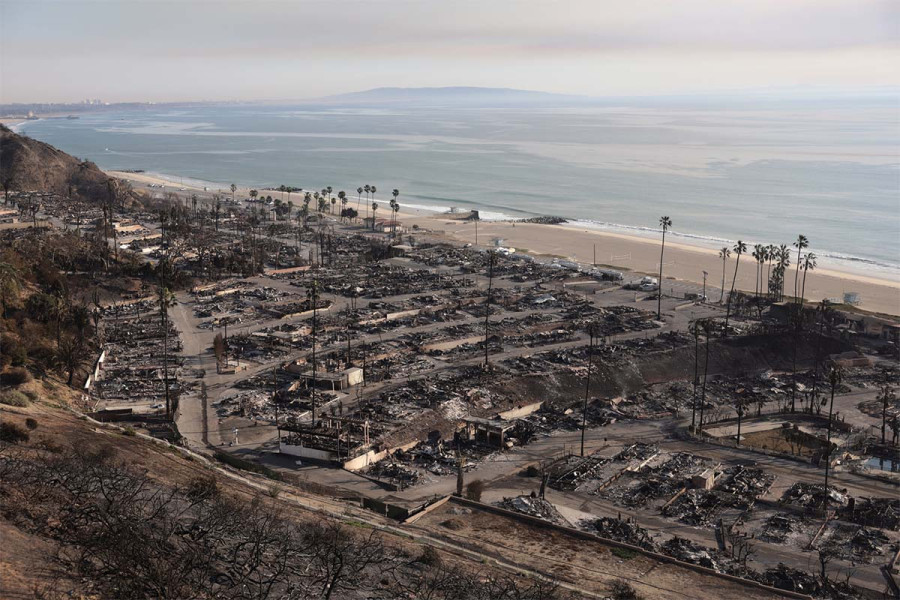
[[109, 170, 900, 317]]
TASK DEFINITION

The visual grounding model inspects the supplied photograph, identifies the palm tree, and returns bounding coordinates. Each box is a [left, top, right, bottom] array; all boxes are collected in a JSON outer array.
[[391, 189, 400, 237], [249, 189, 258, 202], [331, 196, 337, 215], [230, 183, 237, 204], [356, 187, 363, 212], [273, 198, 283, 221], [392, 202, 400, 239], [389, 198, 397, 238], [723, 240, 747, 336], [765, 244, 776, 298], [656, 216, 671, 320], [307, 280, 320, 424], [338, 191, 347, 221], [371, 202, 378, 230], [718, 247, 731, 303], [698, 319, 713, 433], [751, 244, 763, 297], [800, 252, 817, 306], [364, 185, 371, 220], [157, 281, 177, 418], [823, 365, 843, 514], [689, 320, 701, 431], [792, 235, 808, 302], [778, 244, 791, 301]]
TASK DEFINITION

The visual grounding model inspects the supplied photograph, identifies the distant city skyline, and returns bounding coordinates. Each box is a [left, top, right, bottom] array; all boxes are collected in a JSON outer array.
[[1, 0, 897, 104]]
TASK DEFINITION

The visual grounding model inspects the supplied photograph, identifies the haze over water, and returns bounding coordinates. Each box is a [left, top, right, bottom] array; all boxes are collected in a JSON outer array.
[[16, 99, 900, 276]]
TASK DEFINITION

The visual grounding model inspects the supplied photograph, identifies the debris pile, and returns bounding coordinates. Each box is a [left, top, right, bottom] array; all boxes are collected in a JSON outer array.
[[840, 496, 900, 530], [586, 516, 657, 551], [780, 483, 847, 509], [497, 495, 569, 525]]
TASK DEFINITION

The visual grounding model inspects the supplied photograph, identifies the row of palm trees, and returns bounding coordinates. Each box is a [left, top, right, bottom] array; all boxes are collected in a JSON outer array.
[[656, 219, 820, 327], [242, 183, 406, 233]]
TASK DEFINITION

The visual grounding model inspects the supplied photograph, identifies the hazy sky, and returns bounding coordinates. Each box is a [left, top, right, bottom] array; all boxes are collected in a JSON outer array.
[[1, 0, 897, 103]]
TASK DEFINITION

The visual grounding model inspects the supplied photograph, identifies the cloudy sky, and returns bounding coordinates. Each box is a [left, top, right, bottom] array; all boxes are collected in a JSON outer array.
[[1, 0, 897, 103]]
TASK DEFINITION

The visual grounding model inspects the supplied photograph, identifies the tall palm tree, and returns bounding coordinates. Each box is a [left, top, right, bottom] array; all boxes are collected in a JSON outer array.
[[723, 240, 747, 336], [392, 202, 400, 239], [793, 235, 808, 302], [657, 216, 671, 320], [800, 252, 817, 306], [718, 247, 731, 302], [823, 365, 843, 514], [391, 189, 400, 238], [778, 244, 791, 301], [356, 187, 363, 213], [330, 196, 337, 215], [698, 319, 713, 433], [230, 183, 237, 204], [765, 244, 776, 298], [338, 191, 347, 221], [751, 244, 763, 297], [371, 202, 378, 230], [389, 198, 397, 238], [364, 185, 371, 220]]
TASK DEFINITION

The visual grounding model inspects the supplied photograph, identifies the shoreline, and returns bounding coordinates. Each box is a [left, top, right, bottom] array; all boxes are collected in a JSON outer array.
[[108, 169, 900, 316]]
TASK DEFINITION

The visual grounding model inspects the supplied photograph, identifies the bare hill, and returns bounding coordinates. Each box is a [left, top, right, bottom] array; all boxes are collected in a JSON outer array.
[[0, 124, 108, 200]]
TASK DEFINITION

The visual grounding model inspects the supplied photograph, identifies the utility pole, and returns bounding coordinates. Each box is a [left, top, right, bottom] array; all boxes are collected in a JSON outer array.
[[581, 326, 595, 457], [691, 323, 699, 431], [593, 244, 596, 267], [273, 366, 280, 443], [483, 251, 495, 367], [308, 280, 319, 425], [474, 217, 478, 246], [702, 271, 708, 302], [823, 366, 842, 516]]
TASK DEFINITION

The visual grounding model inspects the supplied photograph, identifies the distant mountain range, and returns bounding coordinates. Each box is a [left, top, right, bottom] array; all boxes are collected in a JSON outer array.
[[315, 86, 595, 106]]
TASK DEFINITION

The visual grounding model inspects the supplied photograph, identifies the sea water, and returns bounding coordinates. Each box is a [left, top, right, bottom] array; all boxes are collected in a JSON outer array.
[[15, 101, 900, 277]]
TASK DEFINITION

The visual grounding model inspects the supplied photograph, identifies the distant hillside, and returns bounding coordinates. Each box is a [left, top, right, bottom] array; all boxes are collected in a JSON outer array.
[[0, 124, 109, 200], [317, 86, 594, 106]]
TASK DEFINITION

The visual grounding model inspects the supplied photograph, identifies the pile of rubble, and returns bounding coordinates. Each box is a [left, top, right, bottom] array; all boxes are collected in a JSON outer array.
[[660, 536, 737, 573], [363, 460, 421, 487], [840, 496, 900, 530], [817, 523, 892, 563], [601, 452, 712, 508], [550, 443, 658, 494], [663, 489, 748, 527], [780, 483, 847, 510], [758, 514, 805, 544], [497, 495, 569, 526], [716, 465, 775, 499], [586, 516, 657, 551], [751, 564, 824, 597]]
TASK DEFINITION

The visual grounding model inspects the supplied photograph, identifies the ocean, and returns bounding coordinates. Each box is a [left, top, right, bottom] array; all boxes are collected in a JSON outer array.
[[14, 101, 900, 277]]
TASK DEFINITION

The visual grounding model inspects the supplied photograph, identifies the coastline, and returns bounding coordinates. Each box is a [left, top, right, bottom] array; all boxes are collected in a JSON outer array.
[[108, 170, 900, 316]]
